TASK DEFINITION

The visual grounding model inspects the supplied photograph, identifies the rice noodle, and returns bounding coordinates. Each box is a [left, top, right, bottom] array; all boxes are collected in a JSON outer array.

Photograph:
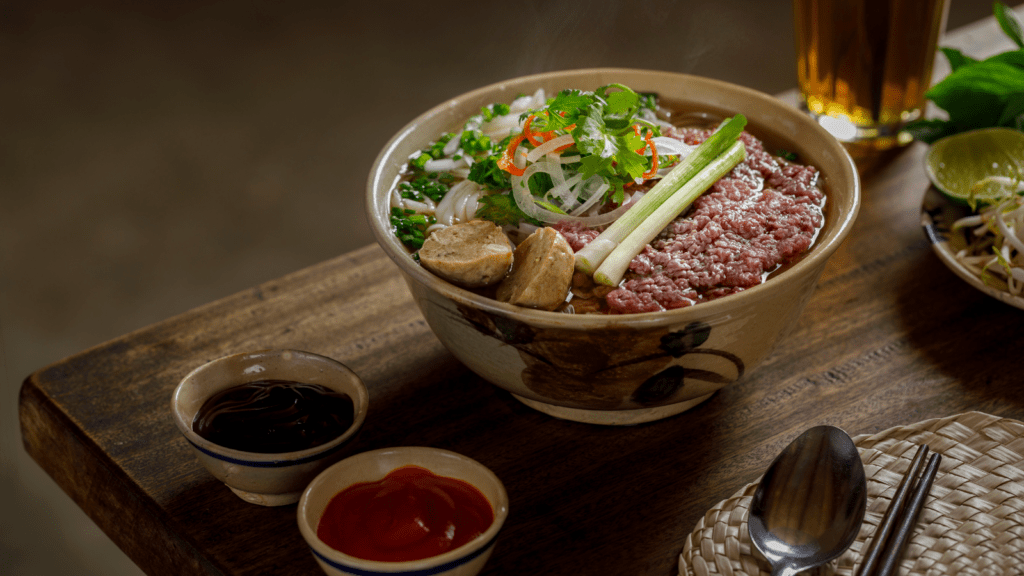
[[401, 199, 435, 214], [434, 180, 482, 226], [423, 158, 465, 172]]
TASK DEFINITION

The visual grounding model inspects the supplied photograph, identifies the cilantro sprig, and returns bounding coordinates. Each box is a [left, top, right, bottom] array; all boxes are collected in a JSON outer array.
[[498, 84, 663, 208], [542, 84, 660, 185]]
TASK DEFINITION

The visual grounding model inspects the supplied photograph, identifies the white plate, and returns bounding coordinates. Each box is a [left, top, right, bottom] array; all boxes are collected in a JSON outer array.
[[920, 187, 1024, 311]]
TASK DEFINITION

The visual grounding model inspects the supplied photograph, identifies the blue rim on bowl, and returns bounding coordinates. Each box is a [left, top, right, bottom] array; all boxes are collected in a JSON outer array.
[[297, 447, 509, 576], [171, 349, 370, 505]]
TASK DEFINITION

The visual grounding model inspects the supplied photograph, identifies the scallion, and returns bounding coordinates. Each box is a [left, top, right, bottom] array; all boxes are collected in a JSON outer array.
[[574, 114, 747, 276], [592, 140, 747, 286]]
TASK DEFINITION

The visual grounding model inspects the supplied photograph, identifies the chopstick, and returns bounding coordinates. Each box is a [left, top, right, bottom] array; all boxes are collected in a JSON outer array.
[[854, 444, 942, 576]]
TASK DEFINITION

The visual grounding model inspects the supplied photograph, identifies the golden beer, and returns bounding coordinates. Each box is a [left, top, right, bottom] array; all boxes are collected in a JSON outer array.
[[793, 0, 949, 150]]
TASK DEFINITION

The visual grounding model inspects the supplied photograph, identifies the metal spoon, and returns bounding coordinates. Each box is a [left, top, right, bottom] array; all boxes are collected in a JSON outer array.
[[748, 425, 867, 576]]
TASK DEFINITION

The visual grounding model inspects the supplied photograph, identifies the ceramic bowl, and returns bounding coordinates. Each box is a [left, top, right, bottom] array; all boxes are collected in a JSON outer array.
[[171, 349, 369, 506], [297, 447, 509, 576], [366, 68, 860, 425]]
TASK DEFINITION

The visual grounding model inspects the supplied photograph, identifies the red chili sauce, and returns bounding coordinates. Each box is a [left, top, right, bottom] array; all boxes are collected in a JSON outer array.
[[316, 465, 494, 562]]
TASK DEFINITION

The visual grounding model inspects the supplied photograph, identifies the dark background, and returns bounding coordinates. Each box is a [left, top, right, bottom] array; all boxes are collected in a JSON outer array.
[[0, 1, 998, 574]]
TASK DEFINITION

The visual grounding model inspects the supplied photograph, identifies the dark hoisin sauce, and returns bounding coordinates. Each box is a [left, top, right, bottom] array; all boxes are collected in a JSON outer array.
[[192, 379, 354, 453]]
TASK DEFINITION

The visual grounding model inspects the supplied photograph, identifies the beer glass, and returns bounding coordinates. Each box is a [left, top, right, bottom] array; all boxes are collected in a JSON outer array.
[[793, 0, 950, 156]]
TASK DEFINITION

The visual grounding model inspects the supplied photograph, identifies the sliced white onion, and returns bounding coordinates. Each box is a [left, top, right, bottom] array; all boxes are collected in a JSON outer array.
[[512, 171, 636, 227], [547, 173, 584, 209], [652, 136, 696, 157], [443, 132, 462, 156], [639, 108, 674, 130], [512, 144, 529, 173], [569, 177, 613, 216], [510, 88, 545, 114], [481, 114, 522, 139], [516, 158, 567, 206], [527, 134, 576, 162]]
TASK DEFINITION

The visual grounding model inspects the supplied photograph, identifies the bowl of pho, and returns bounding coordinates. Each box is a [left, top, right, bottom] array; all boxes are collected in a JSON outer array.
[[366, 68, 859, 425]]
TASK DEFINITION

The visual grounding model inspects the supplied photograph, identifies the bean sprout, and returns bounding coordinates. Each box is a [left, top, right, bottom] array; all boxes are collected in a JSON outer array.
[[952, 192, 1024, 296]]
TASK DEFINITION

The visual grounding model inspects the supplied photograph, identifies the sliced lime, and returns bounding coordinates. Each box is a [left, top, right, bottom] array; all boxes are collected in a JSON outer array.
[[924, 127, 1024, 208]]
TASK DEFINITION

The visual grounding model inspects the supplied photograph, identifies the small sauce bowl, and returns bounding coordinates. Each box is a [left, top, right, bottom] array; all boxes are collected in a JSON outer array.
[[171, 349, 369, 506], [298, 447, 509, 576]]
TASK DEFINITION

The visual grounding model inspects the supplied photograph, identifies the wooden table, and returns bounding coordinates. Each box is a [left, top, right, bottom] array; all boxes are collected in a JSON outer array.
[[19, 11, 1024, 576]]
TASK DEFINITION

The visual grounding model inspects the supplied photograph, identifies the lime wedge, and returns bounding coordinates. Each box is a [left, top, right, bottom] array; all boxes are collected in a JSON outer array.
[[924, 127, 1024, 207]]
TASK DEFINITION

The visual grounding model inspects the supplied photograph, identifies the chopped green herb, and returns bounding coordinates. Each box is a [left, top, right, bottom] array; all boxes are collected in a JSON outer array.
[[526, 171, 554, 197], [481, 103, 511, 122], [397, 175, 449, 202], [776, 149, 799, 162], [459, 129, 492, 155], [390, 207, 434, 249], [410, 153, 430, 170], [468, 156, 511, 190], [425, 133, 455, 160], [475, 192, 541, 227]]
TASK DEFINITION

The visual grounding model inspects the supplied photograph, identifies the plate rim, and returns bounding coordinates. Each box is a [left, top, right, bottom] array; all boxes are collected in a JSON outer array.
[[920, 187, 1024, 311]]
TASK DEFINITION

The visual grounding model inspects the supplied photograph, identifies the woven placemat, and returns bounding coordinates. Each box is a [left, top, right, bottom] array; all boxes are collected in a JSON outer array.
[[678, 412, 1024, 576]]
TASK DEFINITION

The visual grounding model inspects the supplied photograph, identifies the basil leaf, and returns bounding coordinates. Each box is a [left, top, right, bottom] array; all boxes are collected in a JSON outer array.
[[987, 49, 1024, 70], [995, 2, 1024, 49], [926, 60, 1024, 131], [997, 92, 1024, 128], [940, 47, 977, 71], [906, 119, 954, 144]]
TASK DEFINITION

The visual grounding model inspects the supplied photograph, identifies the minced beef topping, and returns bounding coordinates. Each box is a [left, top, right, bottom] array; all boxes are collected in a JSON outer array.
[[555, 127, 825, 315]]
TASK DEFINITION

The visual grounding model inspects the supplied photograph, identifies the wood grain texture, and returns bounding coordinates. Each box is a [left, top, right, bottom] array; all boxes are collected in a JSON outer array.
[[19, 9, 1024, 576]]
